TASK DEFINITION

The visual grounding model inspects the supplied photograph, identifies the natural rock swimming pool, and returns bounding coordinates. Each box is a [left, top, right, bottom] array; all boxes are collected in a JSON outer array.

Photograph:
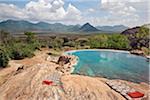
[[66, 50, 149, 83]]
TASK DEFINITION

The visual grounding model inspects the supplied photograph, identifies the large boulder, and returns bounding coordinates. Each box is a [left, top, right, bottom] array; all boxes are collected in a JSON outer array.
[[57, 56, 71, 66]]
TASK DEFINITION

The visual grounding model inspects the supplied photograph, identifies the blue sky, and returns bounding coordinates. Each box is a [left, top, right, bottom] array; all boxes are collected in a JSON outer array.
[[0, 0, 30, 6], [0, 0, 149, 27]]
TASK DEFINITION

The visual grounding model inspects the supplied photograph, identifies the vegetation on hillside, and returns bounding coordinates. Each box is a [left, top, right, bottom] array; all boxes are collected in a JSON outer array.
[[0, 31, 40, 67], [89, 34, 130, 49], [123, 26, 149, 49]]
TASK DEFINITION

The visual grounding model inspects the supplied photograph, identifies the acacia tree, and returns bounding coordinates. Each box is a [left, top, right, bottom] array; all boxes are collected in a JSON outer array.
[[0, 30, 11, 44], [24, 32, 36, 43]]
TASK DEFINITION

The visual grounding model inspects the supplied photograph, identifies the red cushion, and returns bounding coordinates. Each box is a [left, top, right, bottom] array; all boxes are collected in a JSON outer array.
[[127, 91, 144, 98], [42, 80, 53, 85]]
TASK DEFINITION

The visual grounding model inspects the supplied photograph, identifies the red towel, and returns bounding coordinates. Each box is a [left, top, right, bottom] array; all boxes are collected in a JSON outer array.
[[42, 80, 53, 85], [127, 91, 144, 98]]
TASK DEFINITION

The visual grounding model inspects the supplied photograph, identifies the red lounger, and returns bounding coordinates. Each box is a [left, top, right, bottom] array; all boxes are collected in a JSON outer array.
[[127, 91, 144, 98], [42, 80, 53, 85]]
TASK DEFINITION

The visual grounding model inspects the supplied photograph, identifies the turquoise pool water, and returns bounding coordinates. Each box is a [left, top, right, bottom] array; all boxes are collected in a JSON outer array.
[[67, 50, 149, 83]]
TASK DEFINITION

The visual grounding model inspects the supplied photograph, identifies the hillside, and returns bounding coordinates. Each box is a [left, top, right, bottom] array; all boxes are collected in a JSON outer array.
[[121, 24, 150, 35], [121, 27, 140, 35], [121, 25, 149, 49]]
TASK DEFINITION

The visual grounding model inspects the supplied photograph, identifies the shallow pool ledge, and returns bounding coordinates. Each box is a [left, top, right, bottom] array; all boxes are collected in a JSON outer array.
[[64, 49, 130, 54]]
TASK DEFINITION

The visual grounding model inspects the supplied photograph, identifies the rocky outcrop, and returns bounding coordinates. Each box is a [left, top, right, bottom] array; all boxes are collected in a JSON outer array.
[[46, 56, 59, 63], [121, 27, 140, 35], [0, 50, 148, 100], [56, 55, 78, 75], [0, 62, 125, 100], [130, 50, 144, 56], [121, 26, 149, 49], [57, 56, 71, 66]]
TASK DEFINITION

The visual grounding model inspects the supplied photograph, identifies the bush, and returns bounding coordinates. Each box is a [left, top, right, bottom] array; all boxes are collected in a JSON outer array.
[[30, 41, 41, 50], [24, 32, 36, 43], [63, 41, 76, 47], [8, 43, 34, 60], [75, 38, 89, 47], [0, 30, 11, 44], [49, 37, 64, 49], [0, 47, 9, 68], [89, 34, 130, 49], [0, 31, 41, 67], [89, 34, 108, 48], [107, 34, 130, 49]]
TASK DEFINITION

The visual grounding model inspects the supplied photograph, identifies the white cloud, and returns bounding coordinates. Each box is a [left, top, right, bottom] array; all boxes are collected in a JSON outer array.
[[25, 0, 66, 21], [78, 0, 149, 27], [100, 0, 148, 26], [0, 4, 27, 20], [0, 0, 149, 26], [101, 0, 146, 4], [101, 1, 137, 14], [64, 4, 81, 21], [0, 0, 82, 23]]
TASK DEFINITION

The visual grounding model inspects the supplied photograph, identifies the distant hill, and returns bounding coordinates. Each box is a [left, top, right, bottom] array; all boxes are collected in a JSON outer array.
[[0, 20, 100, 33], [47, 23, 80, 32], [0, 20, 51, 33], [0, 20, 80, 33], [96, 25, 128, 33], [79, 23, 99, 32], [0, 20, 129, 34]]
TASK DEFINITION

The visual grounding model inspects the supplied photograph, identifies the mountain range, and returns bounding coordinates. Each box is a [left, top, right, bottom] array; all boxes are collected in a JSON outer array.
[[96, 25, 128, 33], [0, 20, 128, 34]]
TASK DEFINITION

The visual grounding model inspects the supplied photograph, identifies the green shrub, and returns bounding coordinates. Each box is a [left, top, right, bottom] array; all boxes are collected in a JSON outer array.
[[8, 43, 34, 60], [89, 34, 130, 49], [63, 41, 76, 47], [0, 47, 9, 68], [0, 30, 11, 44], [107, 34, 130, 49], [24, 32, 36, 43], [89, 34, 108, 48], [30, 41, 41, 50], [75, 38, 89, 47], [49, 37, 64, 49]]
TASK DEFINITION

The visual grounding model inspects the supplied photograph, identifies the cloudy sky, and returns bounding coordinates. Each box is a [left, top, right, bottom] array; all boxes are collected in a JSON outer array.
[[0, 0, 149, 27]]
